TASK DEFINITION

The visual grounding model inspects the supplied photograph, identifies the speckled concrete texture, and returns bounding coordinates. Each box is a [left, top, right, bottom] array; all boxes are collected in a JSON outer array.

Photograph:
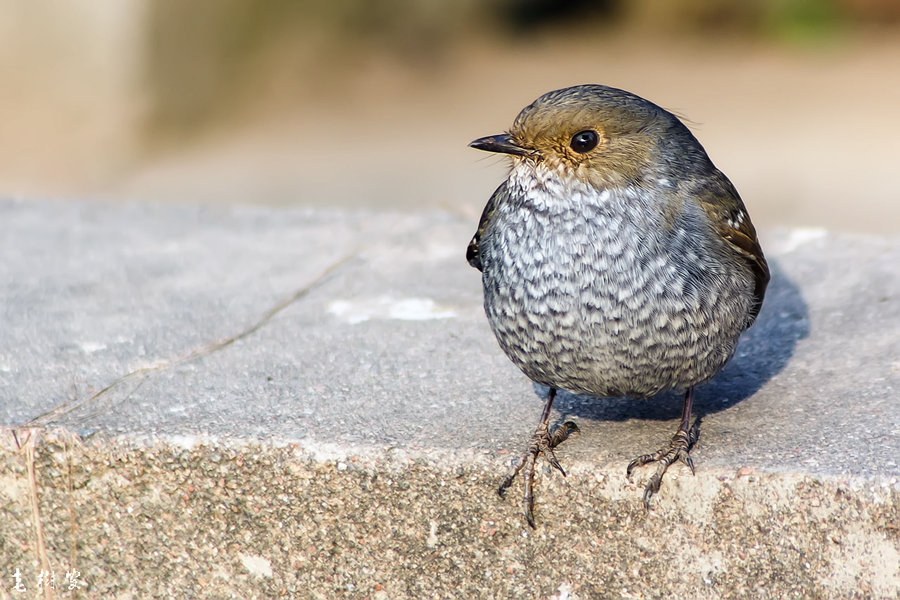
[[1, 435, 897, 599], [1, 198, 898, 598]]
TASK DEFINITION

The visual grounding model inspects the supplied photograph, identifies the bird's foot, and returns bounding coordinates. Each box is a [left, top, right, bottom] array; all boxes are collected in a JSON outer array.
[[497, 419, 579, 528], [626, 419, 701, 510]]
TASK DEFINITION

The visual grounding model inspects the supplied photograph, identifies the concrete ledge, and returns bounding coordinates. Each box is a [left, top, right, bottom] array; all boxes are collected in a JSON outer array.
[[2, 434, 897, 598], [1, 198, 898, 598]]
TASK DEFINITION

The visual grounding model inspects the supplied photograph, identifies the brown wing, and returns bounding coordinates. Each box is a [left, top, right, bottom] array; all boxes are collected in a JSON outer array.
[[697, 174, 770, 326], [467, 182, 507, 272]]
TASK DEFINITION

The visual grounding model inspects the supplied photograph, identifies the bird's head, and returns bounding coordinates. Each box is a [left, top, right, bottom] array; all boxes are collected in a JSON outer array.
[[470, 84, 702, 190]]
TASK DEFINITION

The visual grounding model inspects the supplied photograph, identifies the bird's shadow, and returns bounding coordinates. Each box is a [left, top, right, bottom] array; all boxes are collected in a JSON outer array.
[[546, 258, 809, 422]]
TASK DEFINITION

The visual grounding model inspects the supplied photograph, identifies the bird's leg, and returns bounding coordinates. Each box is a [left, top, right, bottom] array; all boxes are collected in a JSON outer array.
[[497, 387, 579, 528], [626, 387, 701, 509]]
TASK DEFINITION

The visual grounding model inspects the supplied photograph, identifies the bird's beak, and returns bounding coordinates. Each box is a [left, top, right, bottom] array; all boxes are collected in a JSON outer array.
[[468, 134, 533, 157]]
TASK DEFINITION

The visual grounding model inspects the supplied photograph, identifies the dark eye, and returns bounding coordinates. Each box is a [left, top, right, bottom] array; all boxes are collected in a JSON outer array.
[[570, 129, 599, 153]]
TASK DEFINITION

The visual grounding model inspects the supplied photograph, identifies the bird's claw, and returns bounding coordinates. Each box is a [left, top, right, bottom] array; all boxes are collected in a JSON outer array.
[[627, 420, 700, 510], [498, 419, 578, 527]]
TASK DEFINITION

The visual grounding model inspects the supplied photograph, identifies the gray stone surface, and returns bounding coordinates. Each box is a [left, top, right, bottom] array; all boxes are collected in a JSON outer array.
[[1, 197, 898, 598], [2, 197, 898, 475]]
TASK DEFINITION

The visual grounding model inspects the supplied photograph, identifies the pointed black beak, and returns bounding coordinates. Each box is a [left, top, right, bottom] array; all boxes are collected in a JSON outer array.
[[468, 134, 533, 157]]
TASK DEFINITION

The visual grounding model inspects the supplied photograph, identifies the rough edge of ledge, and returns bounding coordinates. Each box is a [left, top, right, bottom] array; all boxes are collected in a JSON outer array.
[[1, 428, 897, 599]]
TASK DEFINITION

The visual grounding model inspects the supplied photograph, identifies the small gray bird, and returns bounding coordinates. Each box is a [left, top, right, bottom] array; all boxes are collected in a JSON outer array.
[[467, 84, 768, 527]]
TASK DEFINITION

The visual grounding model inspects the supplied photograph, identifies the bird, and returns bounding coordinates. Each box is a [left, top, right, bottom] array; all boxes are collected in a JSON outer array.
[[467, 84, 769, 527]]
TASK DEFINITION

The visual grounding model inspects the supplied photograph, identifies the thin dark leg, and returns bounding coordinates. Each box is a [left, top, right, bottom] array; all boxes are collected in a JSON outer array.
[[497, 388, 578, 528], [677, 385, 694, 436], [626, 386, 701, 509]]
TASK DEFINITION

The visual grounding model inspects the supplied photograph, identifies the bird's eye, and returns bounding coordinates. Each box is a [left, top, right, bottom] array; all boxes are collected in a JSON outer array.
[[569, 130, 599, 153]]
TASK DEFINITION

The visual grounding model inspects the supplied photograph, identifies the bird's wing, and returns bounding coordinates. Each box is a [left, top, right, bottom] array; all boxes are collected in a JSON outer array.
[[696, 174, 770, 326], [467, 182, 507, 272]]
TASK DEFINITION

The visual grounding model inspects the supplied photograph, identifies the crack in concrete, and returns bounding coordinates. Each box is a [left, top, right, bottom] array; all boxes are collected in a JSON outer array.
[[22, 251, 359, 429]]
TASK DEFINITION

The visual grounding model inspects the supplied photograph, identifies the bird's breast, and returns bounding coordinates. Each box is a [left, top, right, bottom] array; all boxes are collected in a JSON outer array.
[[479, 178, 754, 397]]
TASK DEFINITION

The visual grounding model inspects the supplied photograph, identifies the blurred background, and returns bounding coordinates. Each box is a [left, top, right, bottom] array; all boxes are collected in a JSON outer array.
[[1, 0, 899, 233]]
